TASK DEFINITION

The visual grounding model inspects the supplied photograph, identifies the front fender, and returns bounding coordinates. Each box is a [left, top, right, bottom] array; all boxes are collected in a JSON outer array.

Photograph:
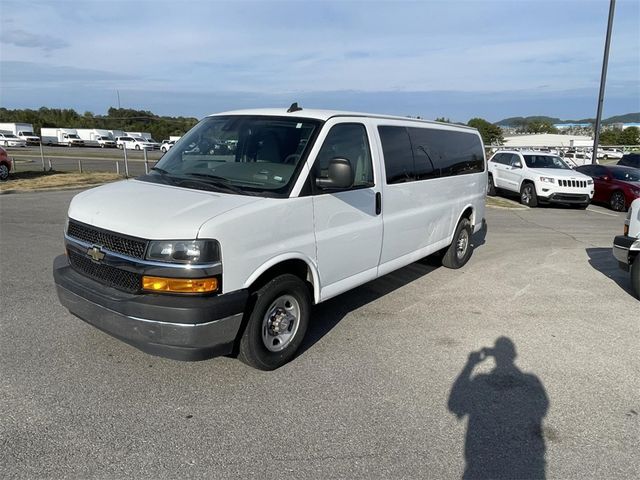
[[243, 253, 321, 304]]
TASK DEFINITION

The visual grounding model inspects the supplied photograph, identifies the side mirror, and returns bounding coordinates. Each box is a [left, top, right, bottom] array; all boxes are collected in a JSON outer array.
[[512, 161, 522, 168], [315, 158, 354, 190]]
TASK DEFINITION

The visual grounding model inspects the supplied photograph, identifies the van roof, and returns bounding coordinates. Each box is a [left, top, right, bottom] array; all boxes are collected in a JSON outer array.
[[209, 108, 477, 131]]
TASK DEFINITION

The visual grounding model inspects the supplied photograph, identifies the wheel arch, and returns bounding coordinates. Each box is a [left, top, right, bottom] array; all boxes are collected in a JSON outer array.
[[455, 204, 475, 230], [243, 254, 320, 304]]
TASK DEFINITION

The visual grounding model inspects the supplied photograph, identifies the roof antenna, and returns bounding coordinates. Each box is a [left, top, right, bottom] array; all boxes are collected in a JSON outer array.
[[287, 102, 302, 113]]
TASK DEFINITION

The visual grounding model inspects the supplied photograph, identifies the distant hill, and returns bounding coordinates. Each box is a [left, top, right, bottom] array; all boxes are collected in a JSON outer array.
[[495, 112, 640, 127]]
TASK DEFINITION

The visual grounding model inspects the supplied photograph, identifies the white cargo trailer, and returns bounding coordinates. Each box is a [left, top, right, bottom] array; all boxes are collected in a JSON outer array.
[[126, 131, 152, 140], [0, 123, 40, 144], [40, 128, 85, 147]]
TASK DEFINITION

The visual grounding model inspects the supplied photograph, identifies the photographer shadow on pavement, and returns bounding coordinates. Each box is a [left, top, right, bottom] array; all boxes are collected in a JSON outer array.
[[448, 337, 549, 480]]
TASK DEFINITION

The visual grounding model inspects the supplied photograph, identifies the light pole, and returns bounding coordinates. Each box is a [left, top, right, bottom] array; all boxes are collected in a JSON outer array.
[[592, 0, 616, 164]]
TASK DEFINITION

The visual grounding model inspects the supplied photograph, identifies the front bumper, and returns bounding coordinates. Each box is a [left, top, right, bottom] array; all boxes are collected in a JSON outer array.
[[53, 255, 249, 360], [541, 193, 591, 205], [612, 235, 637, 271]]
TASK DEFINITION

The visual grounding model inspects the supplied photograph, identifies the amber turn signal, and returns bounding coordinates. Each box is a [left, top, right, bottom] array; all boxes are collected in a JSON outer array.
[[142, 276, 218, 293]]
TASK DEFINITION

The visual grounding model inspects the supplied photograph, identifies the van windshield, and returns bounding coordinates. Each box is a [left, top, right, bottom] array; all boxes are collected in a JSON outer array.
[[143, 115, 320, 197]]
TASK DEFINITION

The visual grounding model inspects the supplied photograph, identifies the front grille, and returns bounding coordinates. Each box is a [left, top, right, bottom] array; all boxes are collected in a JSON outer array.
[[67, 220, 147, 259], [558, 179, 587, 188], [68, 250, 141, 293]]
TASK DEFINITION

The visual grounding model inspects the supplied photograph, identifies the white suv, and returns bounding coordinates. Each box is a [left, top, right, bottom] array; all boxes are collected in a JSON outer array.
[[0, 132, 27, 147], [116, 136, 157, 150], [488, 150, 594, 208]]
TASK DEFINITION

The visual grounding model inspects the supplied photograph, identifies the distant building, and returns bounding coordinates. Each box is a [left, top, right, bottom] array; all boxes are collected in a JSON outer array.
[[502, 133, 592, 148], [553, 123, 591, 130]]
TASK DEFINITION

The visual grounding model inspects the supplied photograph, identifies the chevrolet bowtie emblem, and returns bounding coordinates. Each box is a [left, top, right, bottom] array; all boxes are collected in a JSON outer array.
[[87, 246, 105, 262]]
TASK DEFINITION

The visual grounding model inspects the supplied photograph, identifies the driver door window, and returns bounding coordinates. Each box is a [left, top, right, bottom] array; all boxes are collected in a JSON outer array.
[[313, 123, 374, 192]]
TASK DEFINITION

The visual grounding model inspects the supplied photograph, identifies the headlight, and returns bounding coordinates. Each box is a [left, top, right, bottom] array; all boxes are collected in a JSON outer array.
[[539, 176, 555, 183], [146, 239, 220, 264], [587, 179, 594, 185]]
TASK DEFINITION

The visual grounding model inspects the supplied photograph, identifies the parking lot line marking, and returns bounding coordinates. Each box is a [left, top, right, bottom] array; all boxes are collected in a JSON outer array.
[[586, 208, 618, 217]]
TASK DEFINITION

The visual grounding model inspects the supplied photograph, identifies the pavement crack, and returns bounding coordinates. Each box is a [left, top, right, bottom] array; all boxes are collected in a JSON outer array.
[[512, 210, 596, 247]]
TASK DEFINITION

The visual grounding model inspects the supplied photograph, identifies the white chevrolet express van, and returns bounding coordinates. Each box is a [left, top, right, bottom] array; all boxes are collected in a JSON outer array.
[[53, 107, 487, 369]]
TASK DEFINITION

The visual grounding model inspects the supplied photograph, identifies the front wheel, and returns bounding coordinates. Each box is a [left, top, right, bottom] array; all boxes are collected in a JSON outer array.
[[520, 183, 538, 207], [442, 217, 473, 269], [0, 163, 9, 180], [238, 274, 311, 370], [135, 145, 141, 150], [487, 174, 497, 196], [631, 255, 640, 300]]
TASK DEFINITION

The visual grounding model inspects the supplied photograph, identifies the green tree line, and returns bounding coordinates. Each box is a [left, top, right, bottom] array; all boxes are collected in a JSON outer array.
[[599, 127, 640, 145], [0, 107, 199, 141]]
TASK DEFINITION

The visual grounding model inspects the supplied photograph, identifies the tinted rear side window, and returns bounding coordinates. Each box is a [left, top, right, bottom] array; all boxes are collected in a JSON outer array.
[[378, 126, 415, 184], [409, 127, 484, 177]]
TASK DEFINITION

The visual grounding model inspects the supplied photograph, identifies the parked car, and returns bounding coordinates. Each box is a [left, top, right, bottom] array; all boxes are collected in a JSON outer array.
[[612, 198, 640, 299], [116, 136, 158, 150], [0, 146, 12, 180], [575, 164, 640, 211], [160, 139, 176, 153], [562, 150, 592, 166], [617, 153, 640, 169], [53, 107, 487, 370], [597, 148, 624, 160], [487, 150, 594, 208], [95, 136, 117, 148], [0, 132, 27, 148]]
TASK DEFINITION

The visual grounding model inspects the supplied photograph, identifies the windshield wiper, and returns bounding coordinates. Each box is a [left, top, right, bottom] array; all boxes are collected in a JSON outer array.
[[185, 173, 254, 195], [151, 166, 171, 175]]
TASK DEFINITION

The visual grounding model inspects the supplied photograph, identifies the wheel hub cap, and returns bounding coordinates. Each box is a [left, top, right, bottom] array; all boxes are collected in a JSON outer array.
[[262, 295, 300, 352]]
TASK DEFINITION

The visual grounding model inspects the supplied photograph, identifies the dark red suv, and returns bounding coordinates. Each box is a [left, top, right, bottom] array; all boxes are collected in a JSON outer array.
[[0, 146, 12, 181], [576, 164, 640, 211]]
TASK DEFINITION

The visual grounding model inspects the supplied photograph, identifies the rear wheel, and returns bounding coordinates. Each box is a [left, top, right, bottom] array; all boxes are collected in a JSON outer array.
[[135, 145, 141, 151], [238, 274, 311, 370], [609, 191, 626, 212], [442, 217, 473, 269], [487, 174, 497, 196], [520, 183, 538, 207]]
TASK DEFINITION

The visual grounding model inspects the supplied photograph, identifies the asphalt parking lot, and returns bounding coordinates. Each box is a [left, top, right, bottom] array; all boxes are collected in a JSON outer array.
[[1, 190, 638, 479]]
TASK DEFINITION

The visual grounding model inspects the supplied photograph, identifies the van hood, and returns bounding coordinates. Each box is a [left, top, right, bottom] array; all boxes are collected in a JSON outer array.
[[527, 168, 591, 179], [68, 179, 261, 239]]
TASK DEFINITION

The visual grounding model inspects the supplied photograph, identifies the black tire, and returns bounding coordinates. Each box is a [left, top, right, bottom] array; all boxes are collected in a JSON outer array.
[[442, 217, 473, 269], [609, 191, 626, 212], [631, 255, 640, 300], [520, 182, 538, 207], [238, 274, 311, 370], [0, 163, 9, 181], [487, 174, 497, 196], [135, 145, 141, 150]]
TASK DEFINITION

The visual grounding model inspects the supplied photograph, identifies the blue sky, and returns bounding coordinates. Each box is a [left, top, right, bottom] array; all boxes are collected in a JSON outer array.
[[1, 0, 639, 122]]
